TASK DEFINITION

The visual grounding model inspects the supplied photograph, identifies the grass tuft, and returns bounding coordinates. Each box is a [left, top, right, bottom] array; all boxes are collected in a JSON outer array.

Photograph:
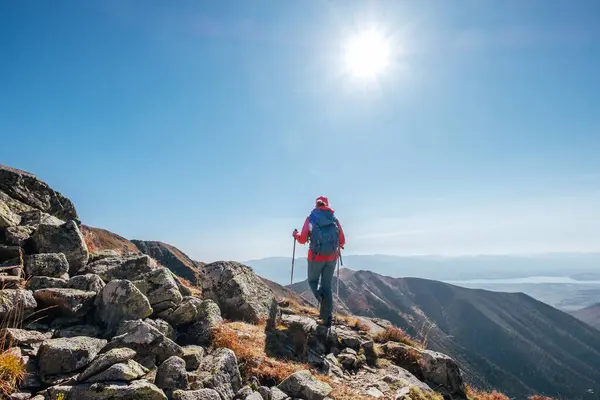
[[466, 385, 511, 400], [0, 349, 25, 396], [374, 326, 420, 348]]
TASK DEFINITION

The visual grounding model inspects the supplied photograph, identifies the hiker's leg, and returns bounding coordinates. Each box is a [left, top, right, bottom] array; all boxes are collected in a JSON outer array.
[[307, 260, 324, 303], [319, 259, 336, 321]]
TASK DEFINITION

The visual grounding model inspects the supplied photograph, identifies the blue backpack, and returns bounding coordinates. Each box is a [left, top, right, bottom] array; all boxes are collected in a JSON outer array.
[[309, 208, 340, 257]]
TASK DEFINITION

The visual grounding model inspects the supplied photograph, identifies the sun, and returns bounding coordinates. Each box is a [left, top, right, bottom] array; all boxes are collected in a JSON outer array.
[[343, 29, 391, 79]]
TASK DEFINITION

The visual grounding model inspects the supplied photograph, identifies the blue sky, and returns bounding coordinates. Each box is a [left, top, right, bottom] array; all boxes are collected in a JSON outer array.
[[1, 1, 599, 261]]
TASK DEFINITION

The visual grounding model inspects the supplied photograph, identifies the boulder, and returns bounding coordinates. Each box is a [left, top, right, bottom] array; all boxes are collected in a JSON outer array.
[[0, 328, 51, 345], [133, 267, 183, 316], [0, 200, 22, 228], [95, 280, 153, 333], [173, 389, 221, 400], [67, 274, 105, 293], [246, 393, 263, 400], [132, 240, 202, 285], [182, 346, 205, 370], [166, 296, 206, 327], [102, 319, 184, 367], [258, 387, 272, 400], [177, 300, 223, 346], [47, 380, 167, 400], [78, 347, 137, 382], [82, 254, 158, 282], [88, 249, 120, 263], [0, 164, 78, 221], [277, 370, 332, 400], [145, 318, 176, 341], [199, 348, 242, 400], [34, 288, 96, 317], [4, 225, 32, 246], [0, 289, 37, 322], [24, 253, 69, 279], [26, 276, 68, 291], [54, 325, 101, 339], [31, 221, 88, 273], [155, 356, 189, 394], [269, 387, 288, 400], [38, 336, 107, 376], [199, 261, 275, 323], [85, 359, 147, 383], [19, 209, 64, 228], [0, 244, 21, 263]]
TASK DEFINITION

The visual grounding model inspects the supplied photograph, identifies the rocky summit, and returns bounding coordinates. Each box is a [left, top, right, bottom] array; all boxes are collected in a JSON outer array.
[[0, 164, 524, 400]]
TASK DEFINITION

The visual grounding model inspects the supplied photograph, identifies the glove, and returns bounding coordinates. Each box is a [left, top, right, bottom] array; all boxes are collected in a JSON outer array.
[[292, 229, 299, 238]]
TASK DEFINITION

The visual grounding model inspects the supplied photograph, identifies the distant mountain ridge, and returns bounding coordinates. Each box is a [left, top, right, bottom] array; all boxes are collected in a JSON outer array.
[[571, 303, 600, 330], [291, 268, 600, 399]]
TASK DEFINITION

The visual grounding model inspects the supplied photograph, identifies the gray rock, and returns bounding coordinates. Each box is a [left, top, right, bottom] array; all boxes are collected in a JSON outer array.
[[34, 288, 96, 317], [177, 300, 223, 346], [133, 267, 183, 316], [4, 225, 33, 246], [83, 254, 158, 282], [38, 336, 107, 376], [86, 359, 147, 383], [102, 319, 184, 366], [145, 318, 176, 341], [0, 328, 51, 345], [89, 249, 120, 263], [0, 289, 37, 322], [0, 244, 21, 263], [95, 280, 153, 332], [167, 296, 206, 327], [26, 276, 68, 291], [270, 387, 289, 400], [247, 393, 263, 400], [0, 200, 22, 228], [200, 348, 242, 400], [31, 221, 89, 273], [0, 164, 79, 221], [47, 380, 167, 400], [24, 253, 69, 279], [78, 347, 137, 382], [8, 393, 32, 400], [156, 356, 189, 394], [278, 370, 332, 400], [173, 389, 221, 400], [360, 341, 377, 367], [199, 261, 275, 323], [418, 348, 466, 398], [182, 345, 205, 370], [19, 209, 64, 228], [54, 325, 101, 338], [236, 386, 253, 399], [68, 273, 105, 293], [258, 387, 272, 400]]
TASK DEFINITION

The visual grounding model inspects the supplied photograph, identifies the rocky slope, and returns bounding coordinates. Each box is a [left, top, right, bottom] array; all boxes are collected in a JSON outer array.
[[571, 303, 600, 330], [0, 164, 468, 400], [80, 225, 141, 255], [292, 269, 600, 399], [132, 240, 204, 285]]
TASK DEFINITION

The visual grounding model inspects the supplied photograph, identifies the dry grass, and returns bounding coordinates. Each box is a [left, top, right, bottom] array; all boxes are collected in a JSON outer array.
[[176, 276, 202, 297], [405, 387, 444, 400], [528, 396, 555, 400], [374, 326, 420, 348], [466, 386, 511, 400], [0, 349, 25, 396], [329, 383, 372, 400], [81, 227, 99, 253], [286, 299, 320, 318], [212, 321, 310, 384], [336, 316, 370, 332]]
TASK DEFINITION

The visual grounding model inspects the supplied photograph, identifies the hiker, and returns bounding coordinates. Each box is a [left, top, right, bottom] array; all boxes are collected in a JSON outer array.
[[293, 196, 346, 327]]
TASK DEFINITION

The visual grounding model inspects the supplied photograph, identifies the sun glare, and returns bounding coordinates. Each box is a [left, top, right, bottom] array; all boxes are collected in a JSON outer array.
[[344, 29, 391, 79]]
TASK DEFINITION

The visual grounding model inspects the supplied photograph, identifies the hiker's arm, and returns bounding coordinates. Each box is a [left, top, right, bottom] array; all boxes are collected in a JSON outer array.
[[337, 219, 346, 248], [294, 217, 310, 244]]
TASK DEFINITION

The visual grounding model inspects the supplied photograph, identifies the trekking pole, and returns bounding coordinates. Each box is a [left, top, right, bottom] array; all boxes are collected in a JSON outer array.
[[290, 234, 297, 286], [337, 248, 343, 298]]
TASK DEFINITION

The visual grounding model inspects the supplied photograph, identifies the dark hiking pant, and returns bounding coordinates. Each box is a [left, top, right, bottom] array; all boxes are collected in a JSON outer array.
[[307, 259, 336, 321]]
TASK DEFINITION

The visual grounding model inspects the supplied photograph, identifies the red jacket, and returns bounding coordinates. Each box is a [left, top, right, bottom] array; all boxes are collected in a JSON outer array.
[[294, 206, 346, 262]]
